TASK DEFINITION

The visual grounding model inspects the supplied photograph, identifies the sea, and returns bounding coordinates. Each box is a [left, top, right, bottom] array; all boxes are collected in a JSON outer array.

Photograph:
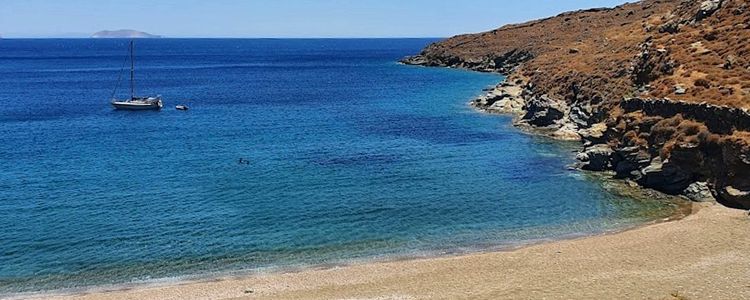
[[0, 39, 677, 295]]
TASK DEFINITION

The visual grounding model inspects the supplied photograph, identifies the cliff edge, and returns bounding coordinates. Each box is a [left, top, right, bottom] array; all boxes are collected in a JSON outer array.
[[403, 0, 750, 209]]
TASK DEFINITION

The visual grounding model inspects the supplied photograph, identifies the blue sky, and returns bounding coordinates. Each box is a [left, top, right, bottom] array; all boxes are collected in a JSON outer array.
[[1, 0, 631, 38]]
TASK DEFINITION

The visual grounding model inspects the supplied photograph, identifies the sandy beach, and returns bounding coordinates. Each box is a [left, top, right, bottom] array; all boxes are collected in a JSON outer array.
[[27, 202, 748, 300]]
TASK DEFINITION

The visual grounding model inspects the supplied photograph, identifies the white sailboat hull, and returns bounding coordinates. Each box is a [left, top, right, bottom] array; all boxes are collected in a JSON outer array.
[[111, 98, 163, 110]]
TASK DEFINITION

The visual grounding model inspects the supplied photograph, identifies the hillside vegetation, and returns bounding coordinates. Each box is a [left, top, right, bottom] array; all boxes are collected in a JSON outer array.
[[403, 0, 750, 209]]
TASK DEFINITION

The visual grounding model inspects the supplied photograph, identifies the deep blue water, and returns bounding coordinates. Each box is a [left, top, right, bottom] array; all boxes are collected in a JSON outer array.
[[0, 39, 674, 294]]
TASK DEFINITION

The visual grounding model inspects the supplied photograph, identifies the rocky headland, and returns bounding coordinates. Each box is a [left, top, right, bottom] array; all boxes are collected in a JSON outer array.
[[403, 0, 750, 209]]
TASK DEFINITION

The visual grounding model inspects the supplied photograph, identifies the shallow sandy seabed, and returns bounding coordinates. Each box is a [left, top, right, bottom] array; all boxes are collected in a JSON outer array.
[[28, 203, 750, 300]]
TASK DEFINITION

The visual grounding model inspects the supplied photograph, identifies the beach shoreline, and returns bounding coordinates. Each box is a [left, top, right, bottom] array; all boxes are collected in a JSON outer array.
[[10, 74, 702, 300], [23, 202, 749, 300], [8, 98, 693, 299]]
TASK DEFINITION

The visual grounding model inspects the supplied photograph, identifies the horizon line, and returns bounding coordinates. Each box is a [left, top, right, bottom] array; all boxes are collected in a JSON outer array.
[[0, 36, 448, 40]]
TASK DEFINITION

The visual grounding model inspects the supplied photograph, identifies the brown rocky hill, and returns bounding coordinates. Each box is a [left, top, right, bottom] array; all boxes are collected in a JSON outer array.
[[403, 0, 750, 209]]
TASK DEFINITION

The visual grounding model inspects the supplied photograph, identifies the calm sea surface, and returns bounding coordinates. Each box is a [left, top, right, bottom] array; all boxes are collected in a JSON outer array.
[[0, 39, 675, 294]]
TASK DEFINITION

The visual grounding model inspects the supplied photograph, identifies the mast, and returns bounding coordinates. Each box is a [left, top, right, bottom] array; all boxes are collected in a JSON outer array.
[[130, 40, 135, 99]]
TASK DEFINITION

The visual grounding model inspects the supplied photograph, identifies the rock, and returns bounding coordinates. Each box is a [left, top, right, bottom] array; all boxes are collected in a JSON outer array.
[[577, 144, 614, 171], [638, 158, 693, 194], [659, 21, 680, 34], [569, 105, 592, 127], [716, 185, 750, 209], [612, 146, 651, 179], [486, 97, 525, 114], [400, 55, 429, 65], [522, 95, 565, 127], [471, 81, 526, 114], [569, 48, 580, 54], [724, 55, 737, 69], [719, 86, 734, 96], [696, 0, 722, 21], [690, 41, 711, 55], [682, 182, 716, 202], [552, 123, 582, 141], [674, 84, 687, 94], [579, 122, 608, 144]]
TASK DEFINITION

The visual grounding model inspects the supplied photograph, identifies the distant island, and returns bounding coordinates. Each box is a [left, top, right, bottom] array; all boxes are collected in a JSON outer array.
[[91, 29, 162, 38]]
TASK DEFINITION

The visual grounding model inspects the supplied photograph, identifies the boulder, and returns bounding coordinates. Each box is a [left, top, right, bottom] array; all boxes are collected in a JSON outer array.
[[612, 146, 651, 179], [683, 181, 716, 202], [552, 123, 582, 141], [522, 95, 565, 127], [638, 158, 694, 194], [579, 122, 609, 145], [577, 144, 614, 171], [724, 55, 737, 69], [696, 0, 722, 21], [716, 185, 750, 209], [569, 104, 592, 127], [486, 97, 524, 114], [674, 84, 687, 94]]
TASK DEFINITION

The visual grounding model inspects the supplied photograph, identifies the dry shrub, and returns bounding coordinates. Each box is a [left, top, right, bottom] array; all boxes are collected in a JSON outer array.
[[697, 127, 721, 145], [726, 77, 740, 85], [676, 120, 702, 136], [615, 119, 628, 132], [694, 78, 712, 88], [651, 114, 683, 142], [661, 141, 675, 159], [721, 130, 750, 149], [623, 130, 638, 145]]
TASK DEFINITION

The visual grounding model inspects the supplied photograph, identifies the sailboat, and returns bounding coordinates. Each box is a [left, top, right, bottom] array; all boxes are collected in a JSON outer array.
[[110, 40, 163, 110]]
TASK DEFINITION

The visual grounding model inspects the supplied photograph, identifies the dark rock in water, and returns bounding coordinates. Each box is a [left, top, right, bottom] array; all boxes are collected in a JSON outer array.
[[522, 95, 565, 127], [400, 55, 429, 66], [577, 144, 614, 171]]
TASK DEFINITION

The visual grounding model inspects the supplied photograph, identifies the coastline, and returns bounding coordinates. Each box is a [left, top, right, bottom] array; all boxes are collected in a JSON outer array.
[[16, 77, 700, 299], [12, 67, 706, 300], [26, 202, 749, 300]]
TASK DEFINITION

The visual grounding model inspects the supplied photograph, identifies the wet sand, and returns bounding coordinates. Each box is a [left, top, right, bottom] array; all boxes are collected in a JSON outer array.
[[29, 202, 750, 300]]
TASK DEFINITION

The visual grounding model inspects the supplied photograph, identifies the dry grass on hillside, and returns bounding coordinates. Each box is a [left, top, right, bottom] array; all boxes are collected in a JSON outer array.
[[422, 0, 750, 108]]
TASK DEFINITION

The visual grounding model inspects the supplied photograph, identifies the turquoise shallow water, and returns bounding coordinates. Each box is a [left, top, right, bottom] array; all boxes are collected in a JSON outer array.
[[0, 39, 675, 294]]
